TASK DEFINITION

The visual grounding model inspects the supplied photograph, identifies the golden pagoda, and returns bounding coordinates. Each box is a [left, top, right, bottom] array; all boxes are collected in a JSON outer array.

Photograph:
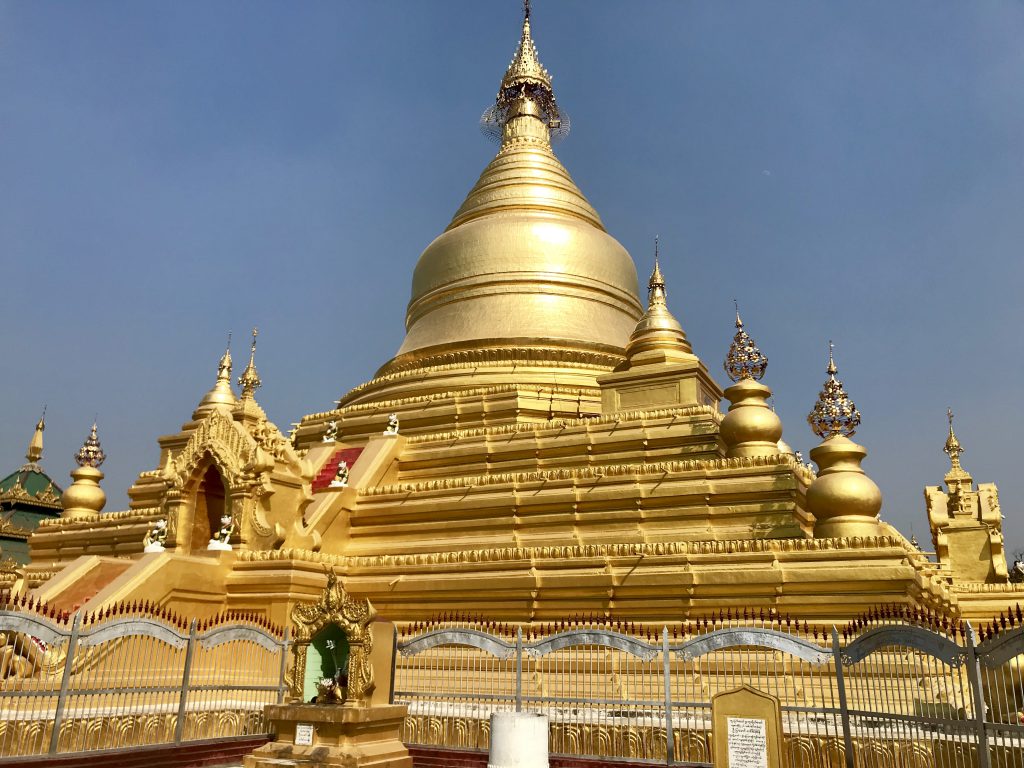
[[13, 5, 1019, 630]]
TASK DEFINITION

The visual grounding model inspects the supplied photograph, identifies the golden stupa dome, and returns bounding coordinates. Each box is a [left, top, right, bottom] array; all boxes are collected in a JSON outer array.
[[381, 7, 642, 374]]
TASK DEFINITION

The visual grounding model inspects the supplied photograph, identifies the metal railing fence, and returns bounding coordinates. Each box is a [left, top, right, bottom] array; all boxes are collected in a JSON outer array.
[[394, 618, 1024, 768], [0, 605, 289, 759]]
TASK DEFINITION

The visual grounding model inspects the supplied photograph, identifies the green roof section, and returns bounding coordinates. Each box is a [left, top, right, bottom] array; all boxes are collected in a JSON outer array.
[[0, 466, 63, 510]]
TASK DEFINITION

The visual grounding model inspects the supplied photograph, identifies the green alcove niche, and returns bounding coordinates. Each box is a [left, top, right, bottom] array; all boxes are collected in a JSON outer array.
[[301, 623, 350, 702]]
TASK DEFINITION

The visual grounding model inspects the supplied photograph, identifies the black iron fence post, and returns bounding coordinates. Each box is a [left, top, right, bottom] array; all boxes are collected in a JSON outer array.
[[174, 619, 198, 744], [965, 623, 992, 768], [48, 612, 81, 755], [831, 627, 855, 768], [662, 627, 675, 766]]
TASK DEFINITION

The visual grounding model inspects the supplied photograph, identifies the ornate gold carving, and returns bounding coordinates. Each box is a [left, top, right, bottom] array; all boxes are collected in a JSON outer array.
[[362, 449, 796, 497], [290, 568, 378, 705], [170, 410, 252, 491], [406, 403, 722, 445], [237, 534, 909, 574], [35, 507, 162, 529], [1, 477, 30, 502]]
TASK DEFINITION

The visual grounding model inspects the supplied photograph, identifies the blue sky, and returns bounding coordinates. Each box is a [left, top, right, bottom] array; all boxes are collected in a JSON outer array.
[[1, 1, 1022, 553]]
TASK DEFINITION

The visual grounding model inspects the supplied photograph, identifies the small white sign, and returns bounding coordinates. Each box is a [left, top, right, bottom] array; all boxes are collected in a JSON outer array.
[[295, 723, 314, 746], [727, 716, 767, 768]]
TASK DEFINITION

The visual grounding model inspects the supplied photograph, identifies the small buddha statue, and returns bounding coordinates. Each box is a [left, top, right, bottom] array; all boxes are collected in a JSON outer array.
[[322, 420, 338, 443], [384, 413, 400, 436]]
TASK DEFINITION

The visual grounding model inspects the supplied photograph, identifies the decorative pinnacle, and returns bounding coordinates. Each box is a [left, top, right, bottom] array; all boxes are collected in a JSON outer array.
[[480, 0, 565, 145], [807, 341, 861, 439], [238, 327, 261, 400], [501, 0, 551, 93], [25, 406, 46, 464], [648, 236, 667, 306], [944, 408, 966, 473], [724, 301, 768, 382], [75, 422, 106, 468], [217, 332, 233, 384]]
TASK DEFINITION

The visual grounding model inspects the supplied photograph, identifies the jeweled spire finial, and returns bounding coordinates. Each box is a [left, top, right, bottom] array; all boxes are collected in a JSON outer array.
[[502, 0, 551, 93], [807, 341, 861, 439], [479, 0, 567, 145], [75, 422, 106, 468], [25, 406, 46, 465], [648, 236, 666, 305], [724, 301, 768, 382], [944, 408, 966, 474], [238, 328, 261, 400]]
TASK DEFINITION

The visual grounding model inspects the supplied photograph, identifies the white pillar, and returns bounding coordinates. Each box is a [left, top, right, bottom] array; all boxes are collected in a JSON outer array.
[[488, 712, 549, 768]]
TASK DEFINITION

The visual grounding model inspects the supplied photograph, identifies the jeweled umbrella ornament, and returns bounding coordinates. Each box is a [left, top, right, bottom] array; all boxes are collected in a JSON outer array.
[[807, 341, 861, 439], [724, 302, 768, 383], [75, 422, 106, 468], [480, 0, 571, 144]]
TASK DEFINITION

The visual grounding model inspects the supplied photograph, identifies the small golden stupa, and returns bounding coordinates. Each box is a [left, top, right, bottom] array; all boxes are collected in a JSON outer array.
[[13, 4, 1017, 630]]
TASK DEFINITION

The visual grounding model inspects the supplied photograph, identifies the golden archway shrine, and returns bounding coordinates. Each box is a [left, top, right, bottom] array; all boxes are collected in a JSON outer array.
[[5, 5, 1020, 645]]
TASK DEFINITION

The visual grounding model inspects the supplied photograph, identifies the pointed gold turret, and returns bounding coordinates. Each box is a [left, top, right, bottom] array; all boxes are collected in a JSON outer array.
[[238, 328, 262, 401], [805, 343, 881, 538], [194, 333, 237, 416], [25, 409, 45, 466], [944, 408, 970, 482], [366, 2, 642, 396], [622, 239, 693, 363], [598, 240, 721, 411]]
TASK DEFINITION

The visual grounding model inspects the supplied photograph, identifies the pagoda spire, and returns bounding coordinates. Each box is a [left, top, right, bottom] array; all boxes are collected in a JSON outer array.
[[648, 236, 666, 306], [944, 408, 966, 474], [238, 328, 262, 400], [25, 407, 45, 465], [622, 238, 694, 362], [475, 0, 567, 157], [943, 407, 972, 497]]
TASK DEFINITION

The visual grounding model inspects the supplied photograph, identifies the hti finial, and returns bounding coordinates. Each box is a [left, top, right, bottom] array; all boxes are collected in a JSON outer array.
[[724, 301, 767, 382], [944, 407, 965, 472], [807, 342, 861, 439], [647, 237, 666, 306], [75, 422, 106, 468], [217, 331, 233, 383], [480, 0, 564, 145], [238, 327, 262, 400]]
